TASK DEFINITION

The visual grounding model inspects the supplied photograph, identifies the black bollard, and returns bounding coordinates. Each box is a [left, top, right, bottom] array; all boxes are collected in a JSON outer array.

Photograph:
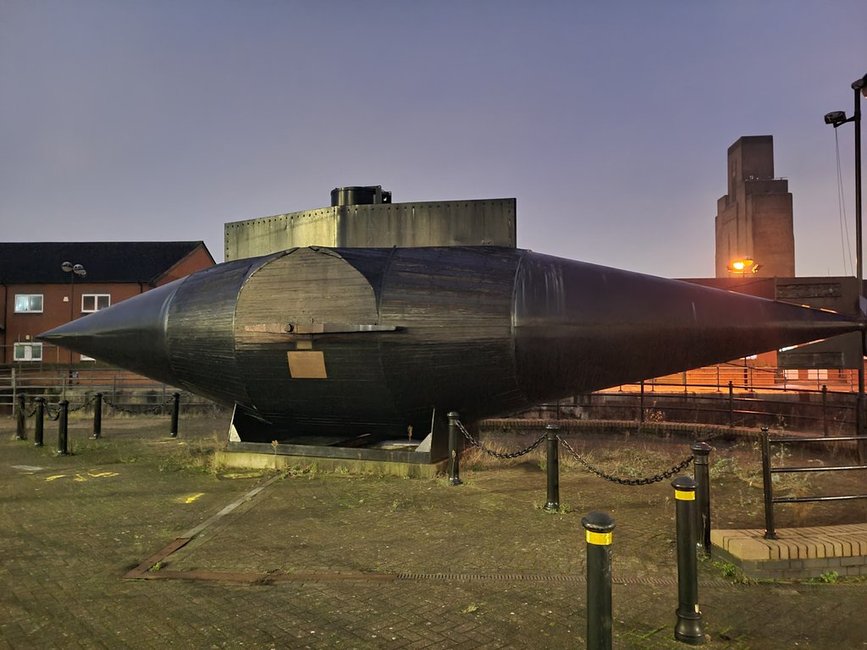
[[92, 393, 103, 439], [169, 392, 180, 438], [447, 411, 462, 485], [691, 441, 712, 556], [15, 393, 27, 440], [582, 511, 615, 650], [544, 423, 560, 511], [34, 398, 45, 447], [672, 476, 704, 645], [57, 400, 70, 456]]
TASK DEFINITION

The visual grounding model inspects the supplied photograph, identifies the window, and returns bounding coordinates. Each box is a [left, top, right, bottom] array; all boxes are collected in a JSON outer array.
[[13, 342, 43, 362], [807, 369, 829, 380], [81, 294, 111, 313], [784, 369, 799, 380], [14, 294, 43, 313]]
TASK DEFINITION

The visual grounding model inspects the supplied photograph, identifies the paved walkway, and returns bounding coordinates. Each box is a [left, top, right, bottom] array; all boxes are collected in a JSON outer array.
[[2, 419, 866, 649]]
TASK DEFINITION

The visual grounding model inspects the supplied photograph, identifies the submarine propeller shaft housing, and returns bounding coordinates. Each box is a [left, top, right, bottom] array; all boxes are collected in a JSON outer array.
[[39, 246, 861, 441]]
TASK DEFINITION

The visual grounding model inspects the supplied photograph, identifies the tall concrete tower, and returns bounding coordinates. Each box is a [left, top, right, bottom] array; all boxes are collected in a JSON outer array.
[[715, 136, 795, 278]]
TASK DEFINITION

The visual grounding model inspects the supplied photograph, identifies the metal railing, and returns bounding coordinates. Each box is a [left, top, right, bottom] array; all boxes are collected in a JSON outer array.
[[527, 380, 859, 436], [760, 427, 867, 539], [0, 364, 219, 414]]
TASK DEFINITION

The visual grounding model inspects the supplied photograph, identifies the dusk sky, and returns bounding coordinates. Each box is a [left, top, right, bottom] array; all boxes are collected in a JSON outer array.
[[2, 1, 865, 277]]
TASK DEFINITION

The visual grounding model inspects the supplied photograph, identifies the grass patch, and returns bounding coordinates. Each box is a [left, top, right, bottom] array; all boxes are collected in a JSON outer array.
[[156, 439, 220, 474]]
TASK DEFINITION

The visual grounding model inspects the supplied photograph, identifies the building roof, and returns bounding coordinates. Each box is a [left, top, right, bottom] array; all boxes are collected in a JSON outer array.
[[0, 242, 212, 284]]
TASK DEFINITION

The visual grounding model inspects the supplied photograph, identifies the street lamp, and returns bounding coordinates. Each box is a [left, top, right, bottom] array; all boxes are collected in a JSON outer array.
[[61, 261, 86, 380], [726, 257, 761, 276], [824, 72, 867, 451], [824, 73, 866, 285], [61, 261, 87, 321]]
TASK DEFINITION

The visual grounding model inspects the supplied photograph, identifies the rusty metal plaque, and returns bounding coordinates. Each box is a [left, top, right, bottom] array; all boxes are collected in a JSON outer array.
[[287, 351, 327, 379]]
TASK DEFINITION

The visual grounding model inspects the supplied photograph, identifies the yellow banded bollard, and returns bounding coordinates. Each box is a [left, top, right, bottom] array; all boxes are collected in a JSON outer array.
[[672, 476, 704, 645], [582, 511, 614, 650]]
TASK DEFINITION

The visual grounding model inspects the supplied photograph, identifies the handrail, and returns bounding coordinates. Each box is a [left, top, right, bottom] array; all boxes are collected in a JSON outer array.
[[760, 427, 867, 539]]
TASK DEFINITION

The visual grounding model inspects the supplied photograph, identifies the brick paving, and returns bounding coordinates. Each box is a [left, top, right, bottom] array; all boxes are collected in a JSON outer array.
[[712, 524, 867, 579], [1, 418, 866, 648]]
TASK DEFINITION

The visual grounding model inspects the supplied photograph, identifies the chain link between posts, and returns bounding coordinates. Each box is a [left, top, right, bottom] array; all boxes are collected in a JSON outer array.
[[21, 395, 95, 417], [456, 419, 695, 485], [456, 420, 547, 458], [19, 393, 180, 418], [67, 395, 96, 413], [557, 436, 694, 486], [43, 402, 62, 421]]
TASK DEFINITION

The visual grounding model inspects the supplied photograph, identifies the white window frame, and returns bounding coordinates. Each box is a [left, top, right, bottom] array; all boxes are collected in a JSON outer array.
[[13, 342, 43, 362], [14, 294, 43, 313], [81, 293, 111, 313]]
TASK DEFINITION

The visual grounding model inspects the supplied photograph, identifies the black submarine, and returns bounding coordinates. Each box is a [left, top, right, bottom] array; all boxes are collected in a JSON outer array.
[[39, 244, 862, 446]]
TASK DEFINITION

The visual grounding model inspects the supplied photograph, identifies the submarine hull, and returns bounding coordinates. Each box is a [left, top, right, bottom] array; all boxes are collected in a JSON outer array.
[[39, 246, 861, 441]]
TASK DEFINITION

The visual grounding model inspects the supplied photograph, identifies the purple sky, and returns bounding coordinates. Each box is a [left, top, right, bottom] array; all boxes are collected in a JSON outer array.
[[1, 1, 865, 276]]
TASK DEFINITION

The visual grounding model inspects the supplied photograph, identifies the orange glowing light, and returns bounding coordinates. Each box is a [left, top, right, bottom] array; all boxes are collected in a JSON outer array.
[[726, 258, 760, 275]]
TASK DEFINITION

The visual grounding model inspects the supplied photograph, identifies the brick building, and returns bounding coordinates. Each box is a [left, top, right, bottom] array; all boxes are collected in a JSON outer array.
[[0, 242, 214, 366]]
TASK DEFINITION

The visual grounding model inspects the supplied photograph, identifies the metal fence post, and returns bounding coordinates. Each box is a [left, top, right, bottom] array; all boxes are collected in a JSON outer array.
[[544, 423, 560, 511], [639, 380, 645, 424], [760, 427, 777, 539], [92, 393, 103, 439], [57, 400, 70, 456], [821, 384, 828, 437], [727, 381, 734, 428], [11, 366, 17, 416], [447, 411, 462, 485], [15, 393, 27, 440], [691, 441, 712, 556], [672, 476, 704, 645], [169, 392, 180, 438], [34, 397, 45, 447], [582, 511, 615, 650]]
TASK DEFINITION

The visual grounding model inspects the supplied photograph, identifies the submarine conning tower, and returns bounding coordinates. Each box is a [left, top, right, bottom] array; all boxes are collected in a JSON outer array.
[[224, 185, 518, 260]]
